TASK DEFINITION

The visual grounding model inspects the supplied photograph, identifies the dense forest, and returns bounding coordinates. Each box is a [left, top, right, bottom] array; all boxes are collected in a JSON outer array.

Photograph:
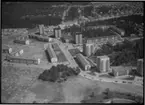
[[2, 2, 64, 28], [94, 39, 143, 66], [84, 15, 143, 37]]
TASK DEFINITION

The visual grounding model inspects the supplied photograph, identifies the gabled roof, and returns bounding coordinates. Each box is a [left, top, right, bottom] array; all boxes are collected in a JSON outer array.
[[47, 43, 57, 59], [76, 53, 90, 66]]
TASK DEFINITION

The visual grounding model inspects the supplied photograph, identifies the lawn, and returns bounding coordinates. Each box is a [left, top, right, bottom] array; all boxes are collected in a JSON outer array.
[[55, 51, 67, 63], [68, 49, 80, 57], [1, 65, 43, 103], [52, 43, 60, 51], [29, 81, 64, 103], [62, 76, 101, 103]]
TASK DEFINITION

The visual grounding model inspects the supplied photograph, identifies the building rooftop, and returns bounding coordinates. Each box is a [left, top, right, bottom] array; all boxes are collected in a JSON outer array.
[[54, 26, 61, 30], [97, 55, 109, 59], [76, 53, 90, 66], [138, 59, 143, 62], [29, 34, 49, 39], [75, 32, 82, 35], [6, 55, 37, 60], [47, 43, 57, 59], [112, 66, 131, 72], [16, 35, 29, 41]]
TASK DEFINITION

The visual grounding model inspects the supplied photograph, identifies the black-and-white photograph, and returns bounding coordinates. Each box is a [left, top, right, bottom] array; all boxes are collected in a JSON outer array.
[[1, 1, 144, 103]]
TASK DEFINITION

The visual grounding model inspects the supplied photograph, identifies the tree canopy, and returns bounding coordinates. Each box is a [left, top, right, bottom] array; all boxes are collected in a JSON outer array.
[[38, 64, 80, 83]]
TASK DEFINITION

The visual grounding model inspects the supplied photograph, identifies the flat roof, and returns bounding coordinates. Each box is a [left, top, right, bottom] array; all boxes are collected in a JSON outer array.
[[97, 55, 109, 59], [6, 55, 37, 60], [138, 59, 143, 62]]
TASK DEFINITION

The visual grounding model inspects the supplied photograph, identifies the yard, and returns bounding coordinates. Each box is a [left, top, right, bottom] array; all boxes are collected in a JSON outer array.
[[55, 51, 68, 62], [68, 48, 80, 57]]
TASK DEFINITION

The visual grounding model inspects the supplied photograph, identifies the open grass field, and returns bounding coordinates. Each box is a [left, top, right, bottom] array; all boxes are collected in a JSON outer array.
[[55, 51, 68, 63], [2, 66, 143, 103], [61, 76, 101, 103], [68, 49, 80, 57], [1, 65, 44, 103]]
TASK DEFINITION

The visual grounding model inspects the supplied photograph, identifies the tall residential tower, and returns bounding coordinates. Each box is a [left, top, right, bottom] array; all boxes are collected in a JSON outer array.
[[83, 43, 94, 57], [39, 24, 45, 35], [96, 56, 110, 73], [75, 32, 82, 45], [54, 27, 61, 39], [137, 59, 143, 76]]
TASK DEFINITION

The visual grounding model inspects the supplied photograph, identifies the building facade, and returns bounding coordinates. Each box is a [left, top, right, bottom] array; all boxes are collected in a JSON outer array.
[[46, 43, 58, 63], [83, 43, 94, 57], [76, 53, 91, 71], [86, 35, 123, 46], [97, 56, 110, 73], [54, 27, 61, 39], [75, 35, 79, 44], [79, 34, 82, 44], [75, 32, 82, 45], [13, 39, 30, 45], [137, 59, 143, 76], [112, 69, 129, 77], [39, 24, 45, 35], [6, 55, 40, 65], [28, 34, 49, 42]]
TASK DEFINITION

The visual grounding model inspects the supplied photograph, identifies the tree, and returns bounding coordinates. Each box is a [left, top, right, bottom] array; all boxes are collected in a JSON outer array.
[[38, 64, 80, 83], [49, 67, 59, 82]]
